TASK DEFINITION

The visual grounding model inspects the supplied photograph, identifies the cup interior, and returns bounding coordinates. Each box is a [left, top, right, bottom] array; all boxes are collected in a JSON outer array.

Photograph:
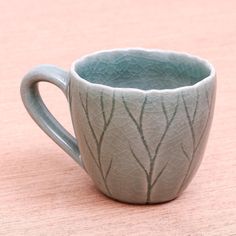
[[74, 49, 212, 90]]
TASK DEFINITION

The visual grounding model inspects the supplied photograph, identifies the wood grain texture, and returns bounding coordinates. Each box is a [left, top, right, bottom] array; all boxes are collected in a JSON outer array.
[[0, 0, 235, 235]]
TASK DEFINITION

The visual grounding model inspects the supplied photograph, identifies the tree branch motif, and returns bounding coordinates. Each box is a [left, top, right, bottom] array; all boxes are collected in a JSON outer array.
[[151, 159, 170, 189], [129, 144, 149, 178], [80, 92, 99, 145], [192, 91, 200, 124], [182, 91, 197, 148], [178, 88, 213, 194], [181, 144, 190, 161], [80, 90, 115, 196], [105, 158, 113, 180], [122, 94, 179, 203], [123, 96, 152, 159]]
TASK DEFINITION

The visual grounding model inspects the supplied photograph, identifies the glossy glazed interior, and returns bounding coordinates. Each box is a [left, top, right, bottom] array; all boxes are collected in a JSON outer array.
[[75, 49, 211, 90]]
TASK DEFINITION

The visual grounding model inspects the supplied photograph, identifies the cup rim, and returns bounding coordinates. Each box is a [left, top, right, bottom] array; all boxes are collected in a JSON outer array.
[[70, 48, 216, 94]]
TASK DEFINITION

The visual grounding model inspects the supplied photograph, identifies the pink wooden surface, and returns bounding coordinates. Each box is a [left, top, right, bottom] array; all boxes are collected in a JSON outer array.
[[0, 0, 236, 235]]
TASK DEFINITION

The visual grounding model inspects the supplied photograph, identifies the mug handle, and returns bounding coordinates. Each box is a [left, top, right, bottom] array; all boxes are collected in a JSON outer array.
[[20, 64, 83, 168]]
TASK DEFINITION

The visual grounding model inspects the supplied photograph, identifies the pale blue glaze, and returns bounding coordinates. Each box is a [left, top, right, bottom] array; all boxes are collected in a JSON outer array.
[[76, 49, 210, 90]]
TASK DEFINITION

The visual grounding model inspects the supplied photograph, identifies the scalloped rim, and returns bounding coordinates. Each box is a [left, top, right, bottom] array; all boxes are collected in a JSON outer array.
[[70, 48, 216, 94]]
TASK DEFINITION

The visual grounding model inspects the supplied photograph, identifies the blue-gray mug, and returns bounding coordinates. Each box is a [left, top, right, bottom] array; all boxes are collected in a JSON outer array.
[[21, 48, 216, 204]]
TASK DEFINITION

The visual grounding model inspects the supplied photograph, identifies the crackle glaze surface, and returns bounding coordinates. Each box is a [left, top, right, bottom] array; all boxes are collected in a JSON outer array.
[[69, 49, 216, 204]]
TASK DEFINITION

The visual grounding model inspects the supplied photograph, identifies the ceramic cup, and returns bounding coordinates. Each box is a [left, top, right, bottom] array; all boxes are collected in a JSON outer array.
[[21, 48, 216, 204]]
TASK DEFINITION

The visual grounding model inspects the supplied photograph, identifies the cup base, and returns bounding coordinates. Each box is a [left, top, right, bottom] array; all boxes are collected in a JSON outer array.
[[98, 188, 180, 205]]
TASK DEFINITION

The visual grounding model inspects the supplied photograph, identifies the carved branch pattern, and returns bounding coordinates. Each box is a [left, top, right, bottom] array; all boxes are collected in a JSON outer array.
[[122, 95, 179, 203], [177, 88, 213, 194], [79, 86, 213, 202], [79, 90, 115, 196]]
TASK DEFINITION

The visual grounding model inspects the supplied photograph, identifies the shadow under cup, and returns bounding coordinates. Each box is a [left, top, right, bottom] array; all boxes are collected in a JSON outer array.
[[74, 49, 212, 90]]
